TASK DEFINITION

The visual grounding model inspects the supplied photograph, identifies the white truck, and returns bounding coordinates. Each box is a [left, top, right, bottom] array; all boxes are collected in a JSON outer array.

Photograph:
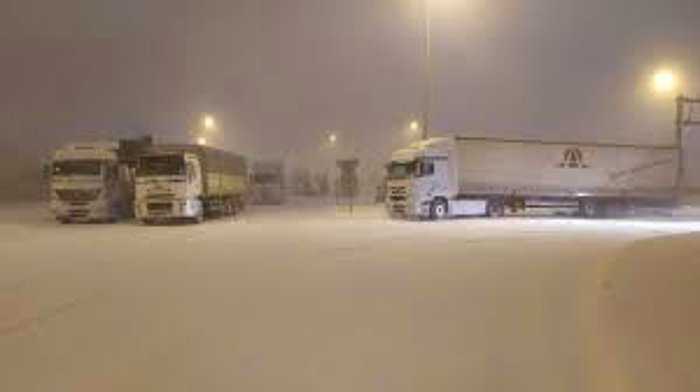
[[386, 137, 679, 220], [134, 145, 248, 224], [250, 161, 285, 205], [49, 138, 151, 223]]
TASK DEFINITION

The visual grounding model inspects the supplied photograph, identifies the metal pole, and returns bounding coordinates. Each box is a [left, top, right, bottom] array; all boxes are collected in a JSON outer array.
[[675, 95, 686, 196], [422, 0, 432, 140]]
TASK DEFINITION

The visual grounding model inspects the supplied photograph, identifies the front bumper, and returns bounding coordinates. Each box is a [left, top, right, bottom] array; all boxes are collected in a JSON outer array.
[[135, 198, 200, 220], [51, 199, 112, 221], [386, 199, 427, 219]]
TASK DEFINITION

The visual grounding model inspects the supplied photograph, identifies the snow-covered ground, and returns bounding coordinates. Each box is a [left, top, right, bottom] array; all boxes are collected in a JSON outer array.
[[1, 202, 699, 391]]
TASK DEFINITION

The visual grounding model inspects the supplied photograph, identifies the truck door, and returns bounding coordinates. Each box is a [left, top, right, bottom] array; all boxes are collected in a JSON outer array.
[[422, 157, 451, 199], [185, 156, 203, 196]]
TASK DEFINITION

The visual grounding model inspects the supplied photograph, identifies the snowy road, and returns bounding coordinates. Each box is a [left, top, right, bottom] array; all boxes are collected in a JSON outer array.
[[1, 203, 699, 391]]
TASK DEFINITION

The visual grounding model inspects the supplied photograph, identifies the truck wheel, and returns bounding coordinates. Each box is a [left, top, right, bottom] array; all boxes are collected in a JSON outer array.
[[429, 198, 449, 220], [231, 198, 241, 216], [486, 199, 505, 218], [579, 199, 599, 218], [221, 199, 231, 216], [191, 209, 205, 224]]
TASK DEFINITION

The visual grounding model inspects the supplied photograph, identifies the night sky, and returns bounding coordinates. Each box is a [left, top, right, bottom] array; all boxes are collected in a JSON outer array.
[[1, 0, 700, 195]]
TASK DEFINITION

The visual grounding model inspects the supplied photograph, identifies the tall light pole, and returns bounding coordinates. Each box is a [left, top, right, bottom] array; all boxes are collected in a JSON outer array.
[[325, 132, 339, 200], [650, 68, 700, 194], [674, 95, 700, 194], [421, 0, 432, 140]]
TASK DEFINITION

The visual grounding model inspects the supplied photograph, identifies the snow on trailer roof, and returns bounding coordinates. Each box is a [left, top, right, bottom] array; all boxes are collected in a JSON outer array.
[[391, 135, 678, 162], [141, 144, 247, 175], [454, 135, 677, 150], [391, 137, 454, 162], [63, 142, 121, 151], [409, 137, 453, 150], [53, 142, 120, 161]]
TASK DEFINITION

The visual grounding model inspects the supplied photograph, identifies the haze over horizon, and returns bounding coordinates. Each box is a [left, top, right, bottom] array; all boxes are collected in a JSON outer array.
[[2, 0, 700, 197]]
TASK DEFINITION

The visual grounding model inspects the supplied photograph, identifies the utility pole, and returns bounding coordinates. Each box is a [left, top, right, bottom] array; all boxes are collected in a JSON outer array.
[[421, 0, 432, 141], [674, 95, 700, 196]]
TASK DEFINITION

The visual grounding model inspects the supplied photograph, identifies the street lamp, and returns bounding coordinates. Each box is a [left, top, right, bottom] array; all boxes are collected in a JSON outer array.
[[328, 132, 338, 147], [651, 68, 679, 95], [202, 114, 216, 131], [650, 68, 684, 193], [194, 113, 220, 146], [409, 120, 420, 132]]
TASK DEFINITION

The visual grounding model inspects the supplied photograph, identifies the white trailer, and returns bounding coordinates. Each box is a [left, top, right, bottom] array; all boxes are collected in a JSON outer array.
[[386, 137, 679, 219]]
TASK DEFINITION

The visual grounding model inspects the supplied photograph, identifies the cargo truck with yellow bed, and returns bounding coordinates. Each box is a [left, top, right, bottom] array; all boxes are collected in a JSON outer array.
[[134, 145, 248, 224]]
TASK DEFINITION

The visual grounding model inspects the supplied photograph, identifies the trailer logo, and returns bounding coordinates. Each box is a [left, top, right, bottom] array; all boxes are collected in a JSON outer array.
[[559, 148, 588, 169]]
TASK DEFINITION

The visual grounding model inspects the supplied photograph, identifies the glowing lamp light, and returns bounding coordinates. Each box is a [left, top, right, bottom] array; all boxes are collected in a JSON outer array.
[[652, 69, 679, 94], [203, 115, 216, 130]]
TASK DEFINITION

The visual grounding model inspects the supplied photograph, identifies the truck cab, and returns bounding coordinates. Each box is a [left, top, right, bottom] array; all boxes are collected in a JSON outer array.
[[386, 138, 457, 219], [50, 143, 131, 222], [134, 152, 205, 223]]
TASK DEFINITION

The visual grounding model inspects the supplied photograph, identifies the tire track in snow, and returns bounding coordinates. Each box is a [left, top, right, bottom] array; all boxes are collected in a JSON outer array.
[[0, 297, 85, 337]]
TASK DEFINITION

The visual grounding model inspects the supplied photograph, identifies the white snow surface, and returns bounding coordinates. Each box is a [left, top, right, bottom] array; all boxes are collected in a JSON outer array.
[[1, 202, 700, 391]]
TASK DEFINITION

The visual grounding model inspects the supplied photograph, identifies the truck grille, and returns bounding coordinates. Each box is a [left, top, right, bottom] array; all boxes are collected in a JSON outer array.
[[68, 210, 90, 218], [147, 193, 175, 199], [55, 189, 101, 202], [391, 205, 406, 214], [388, 186, 408, 202]]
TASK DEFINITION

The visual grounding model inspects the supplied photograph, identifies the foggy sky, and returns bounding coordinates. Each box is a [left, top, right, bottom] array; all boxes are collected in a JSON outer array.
[[1, 0, 700, 195]]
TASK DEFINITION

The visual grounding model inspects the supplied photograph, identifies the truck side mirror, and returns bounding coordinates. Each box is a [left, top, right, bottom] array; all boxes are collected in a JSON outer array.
[[41, 162, 52, 180]]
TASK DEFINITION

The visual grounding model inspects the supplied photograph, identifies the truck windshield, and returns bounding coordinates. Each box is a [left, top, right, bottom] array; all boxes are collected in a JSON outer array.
[[387, 161, 417, 180], [52, 160, 103, 176], [137, 155, 185, 176]]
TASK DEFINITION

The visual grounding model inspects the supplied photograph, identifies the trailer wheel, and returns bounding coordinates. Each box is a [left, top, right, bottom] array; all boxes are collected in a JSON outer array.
[[222, 199, 233, 217], [579, 199, 599, 218], [191, 209, 205, 224], [486, 199, 505, 218], [429, 198, 449, 220]]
